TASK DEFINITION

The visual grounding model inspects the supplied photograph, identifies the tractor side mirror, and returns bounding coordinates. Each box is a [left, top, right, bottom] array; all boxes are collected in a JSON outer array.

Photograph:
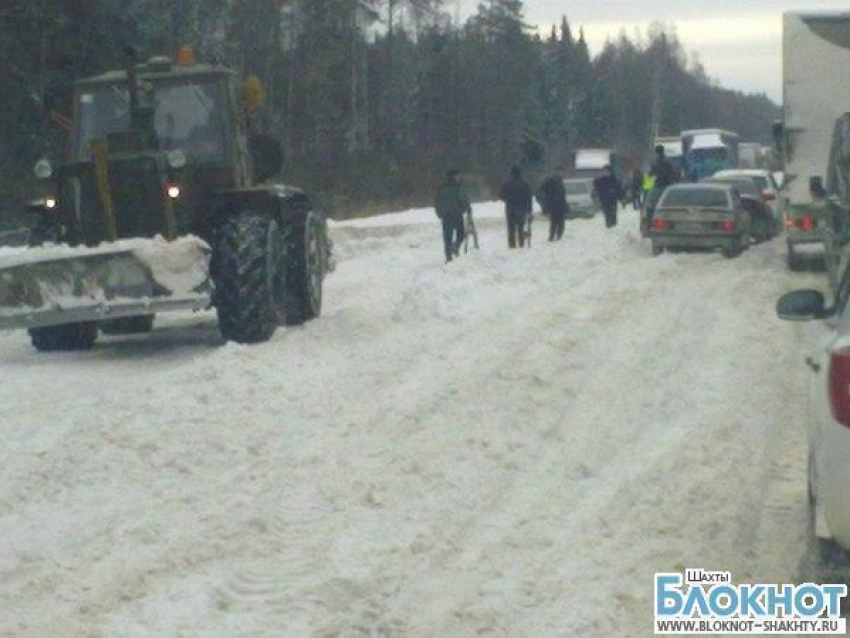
[[250, 135, 283, 182]]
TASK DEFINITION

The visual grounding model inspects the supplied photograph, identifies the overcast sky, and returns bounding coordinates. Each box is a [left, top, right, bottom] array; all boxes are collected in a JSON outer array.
[[457, 1, 849, 102]]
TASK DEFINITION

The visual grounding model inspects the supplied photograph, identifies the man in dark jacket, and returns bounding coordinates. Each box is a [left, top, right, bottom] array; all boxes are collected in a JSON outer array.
[[593, 165, 624, 229], [645, 145, 678, 229], [537, 167, 570, 242], [499, 166, 533, 249], [631, 167, 644, 210], [434, 169, 471, 263], [650, 145, 677, 192]]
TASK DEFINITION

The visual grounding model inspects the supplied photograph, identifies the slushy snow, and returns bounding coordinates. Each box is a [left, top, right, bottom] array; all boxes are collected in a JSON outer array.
[[0, 203, 825, 636]]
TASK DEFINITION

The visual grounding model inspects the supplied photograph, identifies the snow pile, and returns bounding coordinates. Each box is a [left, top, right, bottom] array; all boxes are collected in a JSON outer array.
[[0, 236, 210, 315], [129, 236, 211, 296], [0, 204, 823, 636]]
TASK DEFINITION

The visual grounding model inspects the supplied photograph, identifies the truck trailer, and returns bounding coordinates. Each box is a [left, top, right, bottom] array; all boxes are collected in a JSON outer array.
[[782, 11, 850, 272]]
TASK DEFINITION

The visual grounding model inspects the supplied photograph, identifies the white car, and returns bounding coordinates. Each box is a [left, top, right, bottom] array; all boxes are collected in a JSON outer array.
[[563, 178, 600, 218], [777, 264, 850, 552], [714, 169, 785, 224]]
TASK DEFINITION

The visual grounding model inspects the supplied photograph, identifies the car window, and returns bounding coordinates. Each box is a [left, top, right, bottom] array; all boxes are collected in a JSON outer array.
[[564, 181, 590, 195], [706, 179, 759, 197], [660, 188, 731, 209], [769, 173, 781, 190], [750, 176, 769, 191]]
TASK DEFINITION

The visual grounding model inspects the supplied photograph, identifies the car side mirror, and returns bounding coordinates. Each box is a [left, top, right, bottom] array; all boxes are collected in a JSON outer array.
[[776, 289, 829, 322]]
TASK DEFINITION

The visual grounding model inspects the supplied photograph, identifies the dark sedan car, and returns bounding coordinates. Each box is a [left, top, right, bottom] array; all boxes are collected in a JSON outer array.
[[649, 184, 751, 257], [703, 175, 778, 242]]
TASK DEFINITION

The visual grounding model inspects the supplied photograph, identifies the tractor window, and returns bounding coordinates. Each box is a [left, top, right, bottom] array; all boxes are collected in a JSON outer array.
[[74, 78, 229, 163], [75, 88, 131, 157], [155, 81, 228, 162]]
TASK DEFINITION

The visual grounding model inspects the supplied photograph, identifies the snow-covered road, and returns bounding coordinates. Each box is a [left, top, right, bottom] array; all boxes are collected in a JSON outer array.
[[0, 204, 831, 636]]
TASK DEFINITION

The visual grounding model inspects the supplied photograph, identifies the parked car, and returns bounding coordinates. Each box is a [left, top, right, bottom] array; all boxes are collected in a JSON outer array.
[[776, 260, 850, 552], [703, 175, 778, 243], [714, 169, 785, 224], [563, 178, 600, 218], [648, 183, 750, 257]]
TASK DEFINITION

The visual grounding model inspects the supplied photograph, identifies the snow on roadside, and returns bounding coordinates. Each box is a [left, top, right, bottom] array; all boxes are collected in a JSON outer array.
[[0, 205, 821, 636]]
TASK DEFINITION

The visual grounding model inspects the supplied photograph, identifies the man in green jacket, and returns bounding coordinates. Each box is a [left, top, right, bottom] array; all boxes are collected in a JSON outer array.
[[434, 170, 471, 263]]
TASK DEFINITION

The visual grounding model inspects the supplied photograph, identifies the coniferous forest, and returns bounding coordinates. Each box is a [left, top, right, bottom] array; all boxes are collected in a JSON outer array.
[[0, 0, 778, 219]]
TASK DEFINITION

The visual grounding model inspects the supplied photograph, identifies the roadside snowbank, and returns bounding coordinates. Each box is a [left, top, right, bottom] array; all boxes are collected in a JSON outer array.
[[0, 205, 820, 636]]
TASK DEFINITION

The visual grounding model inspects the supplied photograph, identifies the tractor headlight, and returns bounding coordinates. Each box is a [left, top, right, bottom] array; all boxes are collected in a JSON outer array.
[[45, 197, 57, 210], [166, 184, 181, 199], [166, 149, 187, 169], [34, 159, 53, 180]]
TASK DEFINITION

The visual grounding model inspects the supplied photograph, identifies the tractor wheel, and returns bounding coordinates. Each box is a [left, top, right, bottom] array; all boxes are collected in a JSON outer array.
[[100, 315, 155, 336], [29, 322, 98, 352], [283, 210, 325, 326], [213, 212, 287, 344]]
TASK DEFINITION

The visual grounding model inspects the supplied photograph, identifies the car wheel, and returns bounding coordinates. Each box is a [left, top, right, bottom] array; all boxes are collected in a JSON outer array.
[[787, 242, 804, 272], [651, 243, 663, 256]]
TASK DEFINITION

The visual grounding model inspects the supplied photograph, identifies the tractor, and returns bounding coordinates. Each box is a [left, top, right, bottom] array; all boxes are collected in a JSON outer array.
[[0, 49, 332, 351]]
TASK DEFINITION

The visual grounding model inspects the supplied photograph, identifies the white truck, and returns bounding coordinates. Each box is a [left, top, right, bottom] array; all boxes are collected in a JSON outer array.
[[782, 11, 850, 273]]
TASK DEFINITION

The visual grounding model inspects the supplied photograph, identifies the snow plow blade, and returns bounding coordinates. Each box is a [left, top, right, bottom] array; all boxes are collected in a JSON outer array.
[[0, 237, 212, 331]]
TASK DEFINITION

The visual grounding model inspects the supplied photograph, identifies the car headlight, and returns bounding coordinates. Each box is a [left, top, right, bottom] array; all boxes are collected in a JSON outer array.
[[166, 149, 187, 169], [34, 159, 53, 180]]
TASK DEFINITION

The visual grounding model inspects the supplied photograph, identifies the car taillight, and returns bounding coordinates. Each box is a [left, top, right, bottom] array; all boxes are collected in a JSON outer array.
[[784, 217, 795, 228], [799, 215, 815, 231], [829, 348, 850, 428], [651, 218, 668, 230], [719, 219, 735, 232]]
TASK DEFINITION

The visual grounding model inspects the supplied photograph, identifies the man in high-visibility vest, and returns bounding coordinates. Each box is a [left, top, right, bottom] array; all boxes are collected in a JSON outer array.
[[642, 172, 656, 199]]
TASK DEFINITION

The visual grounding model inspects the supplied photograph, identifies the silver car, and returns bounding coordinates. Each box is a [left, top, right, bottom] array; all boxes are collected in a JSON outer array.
[[649, 184, 751, 257], [563, 178, 599, 218]]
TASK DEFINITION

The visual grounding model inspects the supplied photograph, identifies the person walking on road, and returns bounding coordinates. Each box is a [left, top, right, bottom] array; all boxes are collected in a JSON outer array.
[[644, 145, 678, 230], [593, 165, 624, 229], [434, 169, 471, 263], [537, 167, 570, 242], [631, 167, 644, 211], [499, 166, 533, 249], [650, 144, 677, 192]]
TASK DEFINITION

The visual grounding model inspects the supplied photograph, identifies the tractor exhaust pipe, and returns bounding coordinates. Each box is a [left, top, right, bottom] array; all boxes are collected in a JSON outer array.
[[123, 47, 140, 131]]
